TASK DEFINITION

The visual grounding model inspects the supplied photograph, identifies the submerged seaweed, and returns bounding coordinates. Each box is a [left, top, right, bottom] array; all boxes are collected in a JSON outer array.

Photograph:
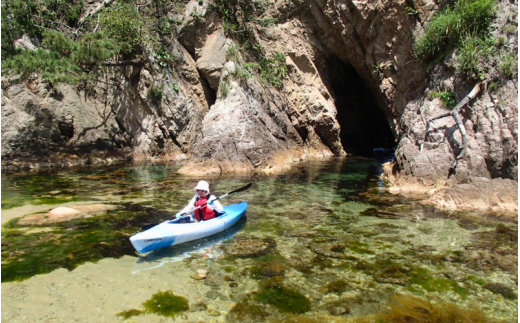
[[256, 281, 311, 314], [141, 290, 189, 317]]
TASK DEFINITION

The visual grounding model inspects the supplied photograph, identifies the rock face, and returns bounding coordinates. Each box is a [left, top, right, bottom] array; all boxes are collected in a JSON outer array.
[[395, 81, 518, 183], [1, 0, 517, 191]]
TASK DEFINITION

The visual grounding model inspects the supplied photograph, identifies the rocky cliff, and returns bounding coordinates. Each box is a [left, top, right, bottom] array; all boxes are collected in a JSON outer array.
[[2, 0, 518, 189]]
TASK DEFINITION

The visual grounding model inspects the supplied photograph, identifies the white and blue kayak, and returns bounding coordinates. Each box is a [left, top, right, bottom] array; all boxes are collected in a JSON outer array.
[[130, 202, 248, 253]]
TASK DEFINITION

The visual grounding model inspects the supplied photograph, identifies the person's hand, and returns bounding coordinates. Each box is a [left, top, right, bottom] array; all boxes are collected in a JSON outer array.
[[175, 213, 183, 219]]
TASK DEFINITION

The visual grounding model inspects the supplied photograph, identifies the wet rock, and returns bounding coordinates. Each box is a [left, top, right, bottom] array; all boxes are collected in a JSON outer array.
[[223, 238, 276, 258]]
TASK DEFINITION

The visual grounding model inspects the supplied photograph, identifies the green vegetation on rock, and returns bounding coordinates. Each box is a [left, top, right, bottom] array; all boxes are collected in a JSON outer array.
[[414, 0, 496, 63], [215, 0, 287, 87]]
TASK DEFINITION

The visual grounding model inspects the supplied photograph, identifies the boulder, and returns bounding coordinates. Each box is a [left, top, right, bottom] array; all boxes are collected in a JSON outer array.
[[195, 28, 230, 90], [18, 204, 119, 225]]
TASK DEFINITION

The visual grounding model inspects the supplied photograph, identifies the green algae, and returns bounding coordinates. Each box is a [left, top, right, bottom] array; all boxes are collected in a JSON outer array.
[[466, 275, 486, 286], [408, 267, 469, 298], [141, 290, 189, 317], [256, 283, 311, 314], [241, 219, 284, 234], [221, 265, 236, 273], [116, 309, 142, 319], [1, 205, 158, 282], [348, 241, 375, 254]]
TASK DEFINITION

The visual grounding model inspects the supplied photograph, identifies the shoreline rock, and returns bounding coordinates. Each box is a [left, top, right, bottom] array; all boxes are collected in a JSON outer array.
[[381, 162, 518, 217]]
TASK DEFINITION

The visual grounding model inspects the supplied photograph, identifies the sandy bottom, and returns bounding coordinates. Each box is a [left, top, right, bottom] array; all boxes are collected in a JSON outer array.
[[2, 255, 232, 323]]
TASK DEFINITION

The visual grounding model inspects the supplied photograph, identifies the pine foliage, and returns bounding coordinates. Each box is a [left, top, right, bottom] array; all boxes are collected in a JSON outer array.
[[1, 0, 164, 86], [4, 30, 121, 84]]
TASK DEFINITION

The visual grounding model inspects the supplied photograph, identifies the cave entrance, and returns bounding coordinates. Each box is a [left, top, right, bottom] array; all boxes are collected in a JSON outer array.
[[321, 56, 395, 157]]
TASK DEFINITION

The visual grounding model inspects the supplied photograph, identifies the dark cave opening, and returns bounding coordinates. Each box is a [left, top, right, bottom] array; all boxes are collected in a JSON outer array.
[[320, 56, 395, 157]]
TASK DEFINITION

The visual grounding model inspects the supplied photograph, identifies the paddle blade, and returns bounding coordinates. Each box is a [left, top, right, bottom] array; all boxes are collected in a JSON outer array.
[[229, 183, 252, 194]]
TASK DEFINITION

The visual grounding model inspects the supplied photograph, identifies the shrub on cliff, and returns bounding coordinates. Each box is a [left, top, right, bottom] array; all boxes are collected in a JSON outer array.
[[414, 0, 496, 63]]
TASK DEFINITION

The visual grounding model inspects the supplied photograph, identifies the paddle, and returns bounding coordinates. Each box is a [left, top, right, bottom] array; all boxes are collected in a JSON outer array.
[[140, 183, 252, 230]]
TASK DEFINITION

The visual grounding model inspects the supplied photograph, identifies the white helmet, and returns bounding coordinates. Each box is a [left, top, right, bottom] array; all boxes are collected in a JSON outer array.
[[194, 180, 210, 197]]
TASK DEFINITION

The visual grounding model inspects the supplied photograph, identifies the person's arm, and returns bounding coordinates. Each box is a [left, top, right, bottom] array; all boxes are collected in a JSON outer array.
[[207, 195, 224, 213], [178, 196, 196, 215]]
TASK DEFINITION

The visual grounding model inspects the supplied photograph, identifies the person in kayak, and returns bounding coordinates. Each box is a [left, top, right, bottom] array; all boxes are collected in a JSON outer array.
[[176, 180, 224, 222]]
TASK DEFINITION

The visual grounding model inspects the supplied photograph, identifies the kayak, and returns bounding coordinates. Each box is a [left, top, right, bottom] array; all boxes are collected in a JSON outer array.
[[130, 202, 248, 253]]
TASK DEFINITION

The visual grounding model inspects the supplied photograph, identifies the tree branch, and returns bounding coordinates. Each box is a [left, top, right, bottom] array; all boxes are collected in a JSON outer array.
[[420, 82, 482, 177], [78, 0, 116, 26]]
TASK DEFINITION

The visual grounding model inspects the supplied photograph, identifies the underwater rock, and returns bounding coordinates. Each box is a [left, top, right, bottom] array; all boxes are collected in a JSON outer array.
[[323, 298, 351, 316], [206, 309, 220, 316], [325, 279, 350, 294], [284, 230, 318, 237], [223, 238, 276, 258], [483, 282, 518, 300], [205, 290, 226, 300], [310, 242, 347, 258], [328, 305, 350, 316], [368, 260, 412, 285], [18, 204, 119, 225], [190, 274, 206, 280], [190, 300, 207, 312], [250, 260, 289, 278], [203, 271, 224, 287], [226, 301, 268, 323], [308, 290, 323, 300]]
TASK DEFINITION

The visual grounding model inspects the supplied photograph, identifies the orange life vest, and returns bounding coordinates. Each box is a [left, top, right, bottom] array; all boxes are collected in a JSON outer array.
[[194, 195, 216, 221]]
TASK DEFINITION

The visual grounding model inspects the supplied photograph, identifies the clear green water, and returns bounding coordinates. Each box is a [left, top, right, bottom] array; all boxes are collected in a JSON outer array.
[[1, 159, 517, 321]]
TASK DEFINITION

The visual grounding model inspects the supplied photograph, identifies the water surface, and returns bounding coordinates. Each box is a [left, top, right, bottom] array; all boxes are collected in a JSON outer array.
[[1, 158, 517, 322]]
